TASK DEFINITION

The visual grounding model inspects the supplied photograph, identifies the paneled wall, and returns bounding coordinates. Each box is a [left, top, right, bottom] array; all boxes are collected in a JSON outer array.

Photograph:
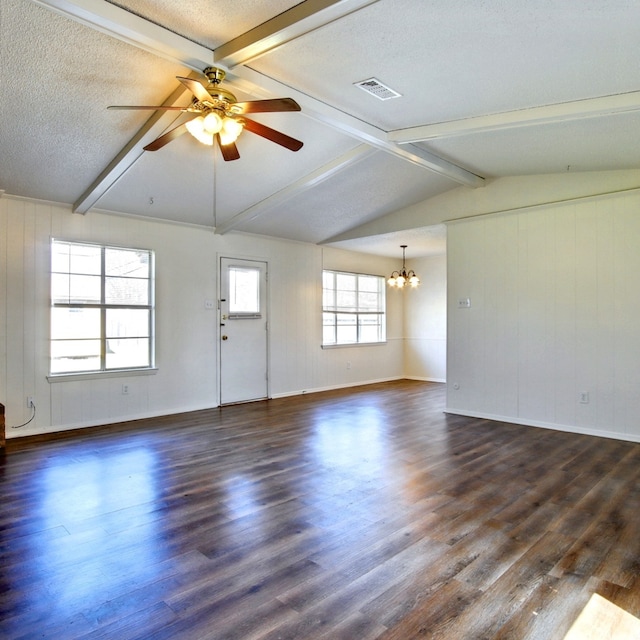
[[447, 191, 640, 442], [404, 254, 447, 382], [0, 195, 403, 437]]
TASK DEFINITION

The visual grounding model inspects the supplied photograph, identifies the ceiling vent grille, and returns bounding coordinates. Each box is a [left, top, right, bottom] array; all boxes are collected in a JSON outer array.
[[354, 77, 402, 100]]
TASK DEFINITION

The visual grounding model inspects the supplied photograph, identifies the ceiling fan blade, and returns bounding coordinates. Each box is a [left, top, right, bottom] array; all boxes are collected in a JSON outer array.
[[232, 98, 301, 114], [216, 134, 240, 161], [144, 122, 190, 151], [177, 76, 212, 103], [242, 117, 303, 152], [108, 105, 189, 111]]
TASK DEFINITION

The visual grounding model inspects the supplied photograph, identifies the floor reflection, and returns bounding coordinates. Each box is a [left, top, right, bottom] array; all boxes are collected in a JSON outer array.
[[3, 440, 164, 628]]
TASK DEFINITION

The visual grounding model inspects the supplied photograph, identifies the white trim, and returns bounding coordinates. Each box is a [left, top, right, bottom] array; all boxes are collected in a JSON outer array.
[[406, 376, 446, 383], [389, 90, 640, 143], [444, 408, 640, 444], [214, 0, 380, 67], [48, 367, 158, 383], [270, 376, 403, 399]]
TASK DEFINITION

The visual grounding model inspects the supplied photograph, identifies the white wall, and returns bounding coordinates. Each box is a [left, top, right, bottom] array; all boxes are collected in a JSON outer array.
[[0, 195, 403, 437], [446, 190, 640, 442], [404, 254, 447, 382]]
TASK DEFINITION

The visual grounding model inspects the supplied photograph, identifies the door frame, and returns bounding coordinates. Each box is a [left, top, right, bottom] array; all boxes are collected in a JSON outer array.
[[217, 253, 270, 406]]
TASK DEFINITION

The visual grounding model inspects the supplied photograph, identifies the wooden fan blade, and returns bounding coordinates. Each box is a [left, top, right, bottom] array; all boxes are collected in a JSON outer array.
[[216, 134, 240, 161], [108, 105, 188, 111], [232, 98, 301, 114], [242, 117, 303, 152], [144, 122, 189, 151], [177, 76, 211, 103]]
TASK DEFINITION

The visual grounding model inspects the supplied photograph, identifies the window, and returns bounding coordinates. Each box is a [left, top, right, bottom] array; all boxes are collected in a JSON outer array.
[[228, 265, 261, 317], [51, 240, 154, 375], [322, 270, 385, 345]]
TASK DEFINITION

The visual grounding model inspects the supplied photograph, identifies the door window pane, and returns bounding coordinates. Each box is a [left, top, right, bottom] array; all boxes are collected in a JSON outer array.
[[229, 266, 260, 314]]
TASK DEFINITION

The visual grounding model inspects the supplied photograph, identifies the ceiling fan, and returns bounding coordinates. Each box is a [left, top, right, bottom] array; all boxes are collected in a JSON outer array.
[[108, 67, 303, 161]]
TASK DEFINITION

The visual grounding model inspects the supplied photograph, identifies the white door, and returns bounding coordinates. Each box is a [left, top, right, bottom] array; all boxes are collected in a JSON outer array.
[[219, 257, 268, 404]]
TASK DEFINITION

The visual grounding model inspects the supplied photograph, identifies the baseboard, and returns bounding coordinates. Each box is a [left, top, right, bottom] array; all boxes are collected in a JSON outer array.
[[444, 407, 640, 444], [270, 376, 405, 399], [405, 376, 446, 383]]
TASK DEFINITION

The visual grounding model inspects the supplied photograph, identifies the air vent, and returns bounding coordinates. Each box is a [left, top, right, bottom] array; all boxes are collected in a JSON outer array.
[[354, 77, 402, 100]]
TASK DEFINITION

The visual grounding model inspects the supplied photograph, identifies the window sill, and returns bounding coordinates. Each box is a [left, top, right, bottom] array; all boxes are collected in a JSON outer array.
[[47, 368, 158, 383], [321, 342, 387, 349]]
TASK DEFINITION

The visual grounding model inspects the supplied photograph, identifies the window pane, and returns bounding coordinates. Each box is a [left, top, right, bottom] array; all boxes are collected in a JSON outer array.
[[229, 267, 260, 313], [51, 273, 70, 304], [51, 340, 101, 373], [359, 315, 382, 343], [69, 274, 101, 303], [336, 313, 357, 343], [358, 291, 379, 311], [105, 277, 149, 305], [358, 275, 379, 292], [51, 308, 100, 339], [336, 273, 356, 291], [106, 338, 150, 369], [323, 312, 336, 344], [51, 242, 70, 273], [106, 248, 150, 278], [106, 309, 149, 338], [70, 244, 101, 275]]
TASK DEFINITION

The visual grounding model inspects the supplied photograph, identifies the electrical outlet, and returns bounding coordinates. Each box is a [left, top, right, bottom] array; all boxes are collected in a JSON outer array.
[[347, 361, 351, 369], [27, 396, 34, 408], [579, 391, 589, 404], [122, 384, 130, 395]]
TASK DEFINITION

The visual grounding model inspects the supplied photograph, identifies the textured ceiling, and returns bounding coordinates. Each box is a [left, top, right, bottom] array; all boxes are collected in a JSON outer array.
[[2, 0, 640, 257]]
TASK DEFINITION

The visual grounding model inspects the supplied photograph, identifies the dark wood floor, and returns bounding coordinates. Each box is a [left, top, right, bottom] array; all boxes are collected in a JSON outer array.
[[2, 380, 639, 639]]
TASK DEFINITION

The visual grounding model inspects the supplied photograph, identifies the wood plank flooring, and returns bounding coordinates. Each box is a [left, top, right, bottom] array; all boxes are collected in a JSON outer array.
[[1, 380, 639, 639]]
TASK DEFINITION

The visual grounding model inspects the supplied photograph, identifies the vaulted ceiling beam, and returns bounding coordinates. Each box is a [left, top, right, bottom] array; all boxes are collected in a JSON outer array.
[[30, 0, 213, 70], [214, 144, 377, 234], [215, 0, 381, 67], [72, 81, 195, 214], [33, 0, 484, 209], [388, 91, 640, 143]]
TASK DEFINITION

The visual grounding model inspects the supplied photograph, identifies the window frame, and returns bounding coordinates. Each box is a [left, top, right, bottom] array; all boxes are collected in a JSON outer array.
[[322, 269, 386, 347], [50, 239, 155, 377]]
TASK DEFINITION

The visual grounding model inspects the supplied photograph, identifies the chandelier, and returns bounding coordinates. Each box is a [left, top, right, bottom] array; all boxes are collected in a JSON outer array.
[[387, 245, 420, 288]]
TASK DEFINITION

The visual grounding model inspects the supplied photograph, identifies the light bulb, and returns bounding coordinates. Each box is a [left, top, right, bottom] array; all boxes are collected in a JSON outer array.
[[219, 117, 244, 145], [186, 117, 214, 145], [409, 275, 420, 287], [396, 275, 406, 288], [387, 277, 396, 287], [203, 112, 223, 134]]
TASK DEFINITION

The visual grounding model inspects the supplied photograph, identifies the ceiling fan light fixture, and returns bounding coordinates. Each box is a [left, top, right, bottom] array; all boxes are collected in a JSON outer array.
[[185, 116, 214, 145], [203, 111, 223, 134], [219, 117, 244, 145]]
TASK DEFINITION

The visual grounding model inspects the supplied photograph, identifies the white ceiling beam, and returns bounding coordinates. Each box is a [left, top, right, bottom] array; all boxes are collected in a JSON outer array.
[[227, 67, 484, 188], [33, 0, 484, 195], [30, 0, 213, 70], [73, 82, 193, 214], [215, 144, 377, 234], [389, 91, 640, 143], [214, 0, 380, 67]]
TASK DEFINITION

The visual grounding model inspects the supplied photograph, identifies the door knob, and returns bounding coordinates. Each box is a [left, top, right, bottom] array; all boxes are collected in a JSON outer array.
[[222, 335, 228, 340]]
